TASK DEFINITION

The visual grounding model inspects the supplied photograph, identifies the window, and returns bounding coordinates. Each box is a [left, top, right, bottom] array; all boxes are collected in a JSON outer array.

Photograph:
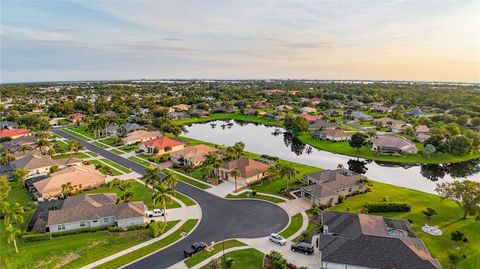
[[103, 218, 109, 223], [57, 225, 65, 231], [93, 220, 98, 223], [80, 221, 86, 227]]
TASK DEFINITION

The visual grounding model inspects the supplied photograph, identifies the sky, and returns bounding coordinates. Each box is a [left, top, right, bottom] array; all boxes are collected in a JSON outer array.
[[1, 0, 479, 83]]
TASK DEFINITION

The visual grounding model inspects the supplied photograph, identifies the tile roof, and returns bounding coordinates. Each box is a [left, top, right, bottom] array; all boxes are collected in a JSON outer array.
[[302, 169, 365, 198], [122, 130, 161, 144], [170, 145, 218, 163], [320, 129, 353, 138], [11, 154, 58, 170], [373, 135, 417, 151], [301, 114, 322, 121], [221, 158, 271, 178], [141, 136, 185, 150], [0, 128, 31, 138]]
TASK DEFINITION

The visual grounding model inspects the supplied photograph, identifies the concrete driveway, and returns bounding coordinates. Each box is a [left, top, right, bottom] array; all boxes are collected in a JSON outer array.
[[53, 129, 289, 269]]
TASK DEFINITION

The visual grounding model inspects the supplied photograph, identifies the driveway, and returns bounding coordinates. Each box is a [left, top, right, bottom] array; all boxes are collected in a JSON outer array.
[[53, 129, 289, 269]]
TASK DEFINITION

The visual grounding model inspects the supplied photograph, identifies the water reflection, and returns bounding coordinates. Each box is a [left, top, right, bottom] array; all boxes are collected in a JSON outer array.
[[182, 120, 480, 193]]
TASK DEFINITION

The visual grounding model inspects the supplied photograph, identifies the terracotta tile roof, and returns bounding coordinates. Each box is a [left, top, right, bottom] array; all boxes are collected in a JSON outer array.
[[141, 136, 185, 150], [0, 128, 31, 138], [66, 113, 85, 119], [121, 130, 161, 144], [170, 145, 218, 163], [301, 114, 322, 121], [221, 158, 271, 178]]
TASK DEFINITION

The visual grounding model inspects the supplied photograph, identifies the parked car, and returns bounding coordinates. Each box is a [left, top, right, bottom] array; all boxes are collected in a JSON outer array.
[[183, 242, 208, 257], [146, 209, 164, 217], [269, 233, 286, 245], [135, 149, 145, 153], [291, 242, 314, 255]]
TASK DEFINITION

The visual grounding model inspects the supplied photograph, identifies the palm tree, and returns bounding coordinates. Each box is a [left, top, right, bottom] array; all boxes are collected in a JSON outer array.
[[144, 165, 162, 194], [118, 192, 134, 203], [20, 145, 30, 155], [118, 181, 131, 191], [233, 142, 245, 158], [61, 182, 74, 197], [226, 146, 236, 160], [203, 153, 222, 179], [0, 149, 15, 165], [229, 169, 241, 192], [266, 164, 281, 182], [279, 164, 299, 192], [5, 226, 21, 253], [0, 202, 24, 227], [12, 168, 28, 182], [163, 171, 178, 188], [152, 183, 175, 222], [68, 140, 81, 157], [164, 146, 172, 155], [37, 139, 51, 155]]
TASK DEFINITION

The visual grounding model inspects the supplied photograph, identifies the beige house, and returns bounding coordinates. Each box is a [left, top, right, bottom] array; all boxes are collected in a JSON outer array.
[[170, 145, 219, 167], [34, 164, 106, 198], [217, 158, 271, 186], [171, 104, 191, 111], [10, 154, 81, 177], [300, 169, 367, 206], [372, 135, 418, 154], [121, 130, 162, 145], [140, 136, 186, 155], [47, 193, 145, 233], [314, 129, 353, 141]]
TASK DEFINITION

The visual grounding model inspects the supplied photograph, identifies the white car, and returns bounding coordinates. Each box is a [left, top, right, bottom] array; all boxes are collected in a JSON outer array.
[[269, 233, 286, 245], [146, 209, 165, 217]]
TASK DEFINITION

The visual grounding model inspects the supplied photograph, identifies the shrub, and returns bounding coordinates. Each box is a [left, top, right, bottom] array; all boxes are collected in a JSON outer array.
[[127, 224, 143, 231], [362, 202, 411, 213], [269, 251, 287, 269], [108, 226, 125, 233], [382, 196, 389, 202], [225, 257, 235, 268], [337, 195, 345, 203], [251, 191, 257, 196], [451, 230, 464, 241], [51, 225, 109, 237], [149, 221, 167, 237], [22, 233, 51, 242], [463, 237, 469, 243]]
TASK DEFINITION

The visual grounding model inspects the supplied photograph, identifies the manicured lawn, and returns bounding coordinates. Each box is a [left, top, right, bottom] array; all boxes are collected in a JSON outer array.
[[110, 148, 124, 154], [88, 159, 123, 176], [279, 213, 303, 239], [97, 219, 198, 269], [174, 191, 197, 206], [199, 248, 265, 269], [85, 151, 98, 157], [137, 153, 168, 163], [52, 152, 90, 160], [168, 170, 211, 189], [62, 128, 92, 141], [101, 158, 131, 173], [68, 125, 96, 139], [98, 136, 121, 146], [298, 134, 480, 164], [53, 140, 69, 153], [120, 143, 140, 152], [92, 141, 110, 149], [84, 179, 180, 209], [332, 181, 480, 269], [225, 191, 285, 203], [128, 156, 153, 167], [184, 239, 247, 268], [174, 113, 284, 127]]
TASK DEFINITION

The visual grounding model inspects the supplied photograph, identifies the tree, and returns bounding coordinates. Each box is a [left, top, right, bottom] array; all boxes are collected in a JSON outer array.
[[268, 251, 286, 269], [152, 183, 175, 222], [119, 192, 134, 203], [5, 226, 21, 254], [266, 164, 281, 182], [203, 153, 222, 179], [0, 175, 11, 202], [61, 182, 75, 197], [20, 145, 30, 155], [68, 140, 81, 157], [349, 132, 368, 152], [403, 126, 416, 138], [162, 171, 178, 188], [0, 149, 15, 165], [12, 168, 28, 182], [144, 165, 162, 195], [164, 146, 172, 155], [118, 181, 131, 191], [36, 139, 51, 155], [366, 129, 377, 139], [0, 202, 24, 227], [422, 207, 437, 220], [229, 169, 241, 192], [447, 252, 465, 269], [284, 116, 308, 135], [233, 142, 245, 158], [424, 144, 436, 160], [450, 136, 473, 155], [279, 164, 299, 191], [435, 180, 480, 219], [49, 165, 59, 173]]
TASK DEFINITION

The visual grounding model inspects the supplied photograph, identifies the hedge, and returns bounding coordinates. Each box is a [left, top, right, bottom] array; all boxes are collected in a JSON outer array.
[[363, 202, 411, 213], [127, 224, 143, 231], [22, 233, 51, 242], [51, 225, 110, 237], [108, 226, 125, 233]]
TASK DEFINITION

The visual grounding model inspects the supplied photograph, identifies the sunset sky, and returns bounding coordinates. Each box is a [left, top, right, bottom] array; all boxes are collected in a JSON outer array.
[[1, 0, 479, 83]]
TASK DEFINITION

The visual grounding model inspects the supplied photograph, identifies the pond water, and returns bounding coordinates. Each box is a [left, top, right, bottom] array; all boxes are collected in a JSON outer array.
[[182, 120, 480, 194]]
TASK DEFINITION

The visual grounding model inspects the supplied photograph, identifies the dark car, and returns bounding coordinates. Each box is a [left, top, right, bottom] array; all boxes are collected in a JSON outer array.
[[291, 242, 314, 255], [183, 242, 208, 257], [135, 149, 145, 154]]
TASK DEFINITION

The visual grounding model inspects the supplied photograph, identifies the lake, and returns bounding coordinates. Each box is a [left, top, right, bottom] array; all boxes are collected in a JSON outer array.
[[182, 120, 480, 194]]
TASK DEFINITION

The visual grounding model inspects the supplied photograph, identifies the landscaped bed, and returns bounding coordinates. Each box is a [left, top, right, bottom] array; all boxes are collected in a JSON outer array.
[[168, 170, 211, 190], [184, 239, 247, 268], [88, 159, 123, 176], [128, 156, 153, 167], [52, 152, 91, 160], [101, 159, 131, 173], [225, 191, 285, 203]]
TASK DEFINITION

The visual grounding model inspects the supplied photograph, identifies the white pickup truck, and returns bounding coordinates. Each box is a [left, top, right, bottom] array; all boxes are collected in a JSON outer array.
[[146, 209, 165, 217]]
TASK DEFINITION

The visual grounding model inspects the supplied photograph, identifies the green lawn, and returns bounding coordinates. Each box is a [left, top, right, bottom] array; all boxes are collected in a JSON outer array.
[[174, 191, 197, 206], [62, 128, 92, 141], [92, 141, 110, 149], [174, 113, 283, 127], [110, 148, 125, 155], [52, 152, 90, 160], [85, 151, 98, 157], [184, 239, 247, 268], [169, 170, 211, 189], [137, 153, 167, 163], [199, 248, 265, 269], [88, 159, 123, 176], [225, 191, 285, 203], [53, 140, 69, 153], [101, 159, 131, 173], [279, 213, 303, 239], [97, 219, 198, 269], [128, 156, 153, 167], [98, 136, 121, 146], [332, 181, 480, 269], [68, 125, 96, 139], [84, 179, 180, 209], [298, 134, 480, 164], [120, 143, 140, 152]]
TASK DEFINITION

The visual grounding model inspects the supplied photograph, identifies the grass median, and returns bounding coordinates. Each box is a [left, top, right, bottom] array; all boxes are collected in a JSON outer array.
[[199, 248, 265, 269], [279, 213, 303, 239], [101, 158, 131, 173], [174, 191, 197, 206], [225, 191, 285, 203], [184, 239, 247, 268]]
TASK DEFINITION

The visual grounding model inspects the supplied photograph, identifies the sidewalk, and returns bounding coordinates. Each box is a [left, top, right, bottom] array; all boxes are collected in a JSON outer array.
[[150, 205, 201, 222]]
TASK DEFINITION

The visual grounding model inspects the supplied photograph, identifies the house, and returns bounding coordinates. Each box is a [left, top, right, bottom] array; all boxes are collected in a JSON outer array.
[[171, 104, 191, 111], [169, 111, 190, 120], [374, 117, 406, 127], [170, 145, 219, 167], [212, 107, 233, 114], [300, 169, 366, 206], [33, 164, 106, 198], [66, 113, 85, 123], [0, 128, 31, 139], [319, 211, 441, 269], [406, 108, 427, 117], [121, 130, 162, 145], [313, 129, 353, 141], [300, 107, 317, 114], [101, 123, 143, 137], [140, 136, 186, 155], [243, 108, 260, 116], [415, 125, 430, 134], [217, 158, 271, 186], [10, 154, 82, 177], [253, 100, 268, 108], [276, 105, 293, 112], [48, 118, 60, 127], [0, 121, 18, 130], [322, 109, 342, 117], [372, 135, 418, 154], [345, 111, 373, 121], [46, 193, 145, 233], [371, 105, 392, 113], [0, 136, 37, 154], [190, 109, 209, 117], [308, 119, 337, 130], [300, 114, 322, 121], [309, 97, 323, 105]]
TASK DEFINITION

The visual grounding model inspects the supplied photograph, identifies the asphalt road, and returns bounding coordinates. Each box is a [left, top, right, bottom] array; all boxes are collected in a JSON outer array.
[[53, 129, 289, 269]]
